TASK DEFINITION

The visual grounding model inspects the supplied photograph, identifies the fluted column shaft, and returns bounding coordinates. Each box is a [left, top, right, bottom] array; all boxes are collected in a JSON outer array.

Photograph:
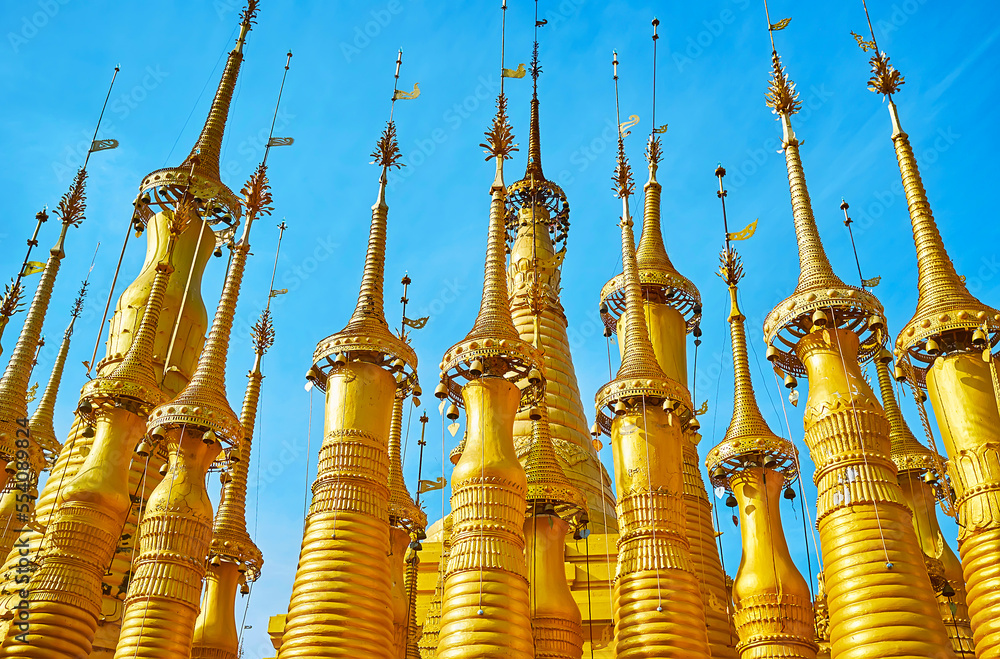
[[525, 513, 583, 659], [436, 377, 533, 659], [796, 328, 955, 659], [277, 361, 396, 658], [730, 467, 817, 659], [926, 353, 1000, 658], [190, 547, 241, 659], [611, 405, 712, 659]]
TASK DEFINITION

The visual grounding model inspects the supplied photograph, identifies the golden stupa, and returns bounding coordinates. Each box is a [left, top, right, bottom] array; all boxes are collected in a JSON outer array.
[[0, 2, 995, 659]]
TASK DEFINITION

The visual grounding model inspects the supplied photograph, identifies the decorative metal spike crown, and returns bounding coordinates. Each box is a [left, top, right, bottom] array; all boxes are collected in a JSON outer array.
[[867, 51, 905, 96], [371, 121, 404, 170], [55, 168, 88, 228], [765, 50, 802, 116], [251, 309, 275, 355]]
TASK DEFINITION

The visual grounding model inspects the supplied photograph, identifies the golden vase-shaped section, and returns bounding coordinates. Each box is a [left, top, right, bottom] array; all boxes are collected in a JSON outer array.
[[435, 377, 532, 659], [191, 561, 241, 659], [390, 527, 412, 658], [897, 471, 975, 657], [277, 360, 396, 658], [796, 328, 955, 659], [926, 353, 1000, 657], [611, 405, 712, 659], [113, 428, 219, 659], [730, 467, 816, 659], [525, 513, 583, 659]]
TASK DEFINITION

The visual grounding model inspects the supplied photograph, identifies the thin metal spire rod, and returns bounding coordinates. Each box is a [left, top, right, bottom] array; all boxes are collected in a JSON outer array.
[[85, 220, 130, 377], [716, 165, 731, 252], [9, 210, 48, 315], [861, 0, 880, 50], [762, 0, 777, 52], [414, 412, 429, 509], [83, 65, 120, 171], [841, 199, 867, 289], [651, 18, 659, 138], [500, 0, 508, 96], [613, 51, 621, 140], [262, 51, 293, 167], [265, 220, 287, 313], [389, 49, 402, 124]]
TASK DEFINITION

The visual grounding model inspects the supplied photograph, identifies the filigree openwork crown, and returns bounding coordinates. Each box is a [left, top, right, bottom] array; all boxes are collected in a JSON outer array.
[[613, 136, 634, 199], [71, 280, 89, 319], [56, 168, 87, 227], [240, 0, 260, 29], [480, 93, 518, 162], [718, 248, 744, 287], [241, 162, 274, 220], [867, 50, 905, 96], [645, 134, 662, 166], [370, 121, 404, 170], [0, 281, 24, 318], [765, 51, 801, 116], [251, 309, 275, 354]]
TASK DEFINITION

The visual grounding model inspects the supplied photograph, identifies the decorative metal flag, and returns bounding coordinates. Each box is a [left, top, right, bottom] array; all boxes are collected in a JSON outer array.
[[266, 137, 294, 148], [269, 288, 288, 298], [502, 63, 527, 78], [89, 138, 119, 153], [652, 123, 668, 134], [392, 83, 420, 100], [850, 31, 876, 52], [20, 262, 45, 277], [862, 275, 881, 288], [769, 17, 792, 31], [418, 476, 447, 494], [618, 114, 640, 137], [727, 219, 758, 242], [402, 315, 429, 329]]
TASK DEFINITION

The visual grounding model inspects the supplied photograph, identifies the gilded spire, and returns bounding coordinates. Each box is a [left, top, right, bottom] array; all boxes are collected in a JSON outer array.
[[136, 1, 260, 232], [147, 164, 270, 446], [852, 24, 999, 363], [0, 170, 86, 463], [29, 280, 88, 466], [312, 54, 417, 391], [602, 18, 701, 336], [874, 353, 938, 475], [387, 391, 426, 531], [182, 0, 258, 185], [524, 404, 587, 521], [760, 24, 883, 377], [209, 308, 272, 581]]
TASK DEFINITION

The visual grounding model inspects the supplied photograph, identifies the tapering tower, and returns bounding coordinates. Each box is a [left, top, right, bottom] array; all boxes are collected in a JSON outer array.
[[758, 14, 955, 658], [599, 21, 733, 655], [0, 200, 181, 659], [433, 17, 543, 649], [0, 3, 260, 643], [417, 513, 453, 659], [873, 351, 975, 657], [190, 307, 272, 659], [114, 162, 268, 659], [705, 233, 816, 659], [0, 171, 86, 525], [277, 60, 419, 658], [592, 53, 711, 659], [523, 405, 588, 659], [505, 0, 616, 530], [851, 14, 1000, 656], [0, 213, 49, 359]]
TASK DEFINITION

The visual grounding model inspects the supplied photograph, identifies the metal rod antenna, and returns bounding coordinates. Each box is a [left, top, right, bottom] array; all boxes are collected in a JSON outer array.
[[265, 220, 288, 313], [83, 65, 120, 171], [716, 165, 731, 252], [841, 199, 866, 289], [262, 51, 293, 167]]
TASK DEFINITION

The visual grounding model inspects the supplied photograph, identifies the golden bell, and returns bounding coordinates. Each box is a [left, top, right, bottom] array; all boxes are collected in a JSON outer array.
[[446, 403, 460, 420], [893, 363, 908, 382], [434, 381, 449, 399], [972, 326, 988, 348], [869, 314, 885, 331], [766, 344, 779, 362], [158, 462, 169, 476], [590, 422, 600, 437], [528, 367, 542, 384], [689, 417, 702, 432], [229, 447, 241, 463], [81, 425, 96, 438], [469, 359, 484, 377], [210, 555, 222, 567], [878, 347, 893, 364], [240, 582, 251, 595], [237, 561, 247, 573], [613, 400, 626, 416], [150, 425, 166, 443], [528, 406, 542, 421], [764, 457, 779, 470], [412, 384, 423, 397], [711, 466, 727, 481], [923, 471, 939, 485], [305, 365, 321, 382], [135, 441, 151, 457], [202, 430, 217, 445], [77, 400, 94, 416], [390, 358, 406, 372], [333, 353, 347, 366], [925, 336, 940, 356], [811, 309, 828, 327], [783, 373, 797, 389]]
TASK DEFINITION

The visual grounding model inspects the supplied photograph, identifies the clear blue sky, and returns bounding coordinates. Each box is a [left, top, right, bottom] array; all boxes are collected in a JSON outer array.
[[2, 1, 998, 655]]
